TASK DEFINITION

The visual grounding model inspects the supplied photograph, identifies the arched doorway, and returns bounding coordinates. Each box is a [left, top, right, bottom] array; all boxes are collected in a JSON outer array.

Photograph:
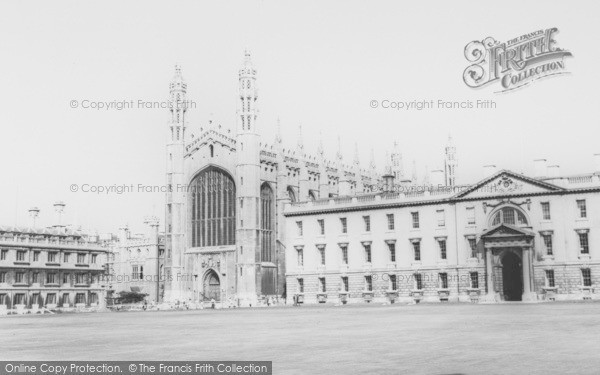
[[502, 251, 522, 301], [203, 270, 220, 301]]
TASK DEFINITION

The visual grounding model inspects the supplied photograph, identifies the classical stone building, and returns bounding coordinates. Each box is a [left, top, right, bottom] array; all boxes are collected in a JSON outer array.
[[0, 203, 110, 312], [284, 160, 600, 304], [110, 216, 165, 302], [163, 52, 429, 306]]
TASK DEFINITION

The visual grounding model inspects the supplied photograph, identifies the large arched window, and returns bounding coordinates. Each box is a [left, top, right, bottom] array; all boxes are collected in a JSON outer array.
[[190, 167, 236, 247], [260, 183, 275, 262], [491, 207, 528, 226]]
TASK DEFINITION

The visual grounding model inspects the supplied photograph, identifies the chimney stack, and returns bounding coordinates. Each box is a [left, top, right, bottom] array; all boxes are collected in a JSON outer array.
[[53, 201, 66, 228], [533, 159, 547, 178], [547, 165, 560, 178], [28, 207, 40, 227], [430, 169, 444, 187], [483, 164, 497, 178], [144, 215, 160, 243], [594, 154, 600, 174], [118, 225, 130, 243]]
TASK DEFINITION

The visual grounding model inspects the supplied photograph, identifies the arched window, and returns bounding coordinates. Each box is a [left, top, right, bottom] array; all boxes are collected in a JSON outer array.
[[308, 190, 317, 201], [190, 167, 236, 247], [491, 207, 528, 226], [260, 183, 277, 295], [209, 145, 214, 158], [260, 183, 275, 263], [287, 186, 297, 202]]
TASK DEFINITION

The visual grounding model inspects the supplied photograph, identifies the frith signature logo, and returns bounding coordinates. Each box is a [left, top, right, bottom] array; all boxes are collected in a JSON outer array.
[[463, 28, 573, 92]]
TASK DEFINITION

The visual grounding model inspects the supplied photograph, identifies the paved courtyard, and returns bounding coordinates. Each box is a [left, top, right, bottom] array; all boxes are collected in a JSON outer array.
[[1, 302, 599, 374]]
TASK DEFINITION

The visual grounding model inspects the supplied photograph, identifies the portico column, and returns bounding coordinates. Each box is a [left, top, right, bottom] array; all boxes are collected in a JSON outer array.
[[483, 247, 496, 302], [522, 247, 536, 301]]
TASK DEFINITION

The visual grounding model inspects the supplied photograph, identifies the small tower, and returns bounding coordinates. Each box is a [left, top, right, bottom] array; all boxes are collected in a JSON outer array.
[[337, 137, 351, 196], [352, 143, 363, 194], [391, 141, 404, 181], [444, 135, 457, 186], [236, 51, 261, 307], [317, 135, 329, 198], [297, 124, 310, 200], [164, 64, 188, 302]]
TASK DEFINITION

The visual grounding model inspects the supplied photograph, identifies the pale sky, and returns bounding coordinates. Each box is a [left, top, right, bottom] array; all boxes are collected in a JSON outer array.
[[0, 0, 598, 234]]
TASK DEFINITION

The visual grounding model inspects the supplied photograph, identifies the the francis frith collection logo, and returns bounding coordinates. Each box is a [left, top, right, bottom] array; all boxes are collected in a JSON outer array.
[[463, 27, 573, 92]]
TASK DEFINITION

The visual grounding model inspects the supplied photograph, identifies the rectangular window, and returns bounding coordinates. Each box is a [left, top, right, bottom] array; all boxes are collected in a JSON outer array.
[[46, 293, 56, 305], [15, 272, 25, 284], [390, 275, 397, 291], [363, 216, 371, 232], [318, 219, 325, 235], [543, 234, 553, 256], [439, 273, 448, 289], [470, 272, 479, 289], [16, 250, 26, 262], [468, 238, 477, 258], [579, 232, 589, 254], [577, 200, 587, 218], [439, 239, 447, 260], [545, 270, 555, 287], [414, 274, 423, 290], [91, 254, 98, 264], [541, 202, 551, 220], [436, 210, 446, 227], [75, 293, 86, 305], [388, 243, 396, 262], [387, 214, 395, 230], [296, 221, 303, 237], [63, 273, 69, 284], [48, 252, 57, 263], [298, 278, 304, 293], [132, 265, 140, 280], [76, 273, 86, 284], [64, 253, 69, 263], [364, 244, 372, 263], [0, 272, 6, 283], [319, 247, 326, 266], [365, 275, 373, 291], [341, 245, 348, 265], [342, 276, 349, 292], [46, 272, 57, 284], [32, 272, 38, 283], [0, 250, 7, 260], [411, 212, 420, 229], [340, 218, 347, 234], [582, 269, 592, 287], [33, 251, 40, 262], [466, 207, 476, 225], [14, 294, 25, 305], [77, 253, 85, 264], [297, 248, 304, 266], [413, 242, 421, 261], [319, 277, 326, 293]]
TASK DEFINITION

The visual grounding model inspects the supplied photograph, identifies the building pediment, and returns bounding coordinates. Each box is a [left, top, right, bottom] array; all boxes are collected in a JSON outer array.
[[481, 223, 534, 239], [453, 170, 564, 199]]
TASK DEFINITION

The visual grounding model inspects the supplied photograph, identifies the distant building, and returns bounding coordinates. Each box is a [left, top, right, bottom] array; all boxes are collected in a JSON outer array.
[[110, 216, 165, 302], [285, 159, 600, 304], [0, 202, 110, 311]]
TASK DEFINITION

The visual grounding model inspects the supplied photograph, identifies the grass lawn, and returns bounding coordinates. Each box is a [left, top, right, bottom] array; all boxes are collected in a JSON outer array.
[[1, 302, 599, 374]]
